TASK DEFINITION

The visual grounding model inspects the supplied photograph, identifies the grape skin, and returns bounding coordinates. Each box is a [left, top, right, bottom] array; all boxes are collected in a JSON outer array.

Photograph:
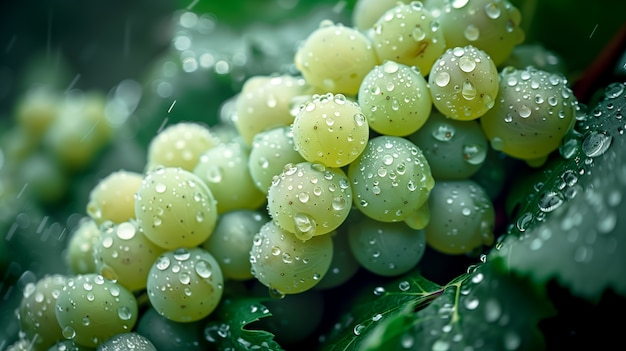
[[134, 167, 218, 250], [146, 247, 224, 323], [86, 170, 143, 226], [249, 220, 333, 295], [65, 217, 101, 275], [54, 274, 138, 348]]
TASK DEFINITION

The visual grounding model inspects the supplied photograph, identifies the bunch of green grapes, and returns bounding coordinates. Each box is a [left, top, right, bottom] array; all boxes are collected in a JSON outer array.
[[8, 0, 590, 349]]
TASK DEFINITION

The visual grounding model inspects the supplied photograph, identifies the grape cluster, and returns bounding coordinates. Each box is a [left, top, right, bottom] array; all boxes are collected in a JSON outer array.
[[9, 0, 584, 349]]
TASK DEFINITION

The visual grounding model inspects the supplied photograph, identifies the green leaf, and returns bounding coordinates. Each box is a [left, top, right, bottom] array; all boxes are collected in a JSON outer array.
[[491, 82, 626, 301], [204, 296, 286, 351]]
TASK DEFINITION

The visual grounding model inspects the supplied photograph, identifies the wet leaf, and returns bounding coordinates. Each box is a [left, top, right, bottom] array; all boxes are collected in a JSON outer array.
[[204, 296, 285, 351]]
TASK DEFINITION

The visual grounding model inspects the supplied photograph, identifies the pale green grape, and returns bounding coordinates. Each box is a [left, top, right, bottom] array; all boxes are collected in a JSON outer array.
[[479, 66, 577, 165], [408, 109, 488, 179], [136, 307, 207, 351], [86, 170, 143, 226], [65, 217, 100, 275], [193, 141, 266, 213], [15, 87, 60, 138], [348, 213, 426, 277], [146, 247, 224, 322], [428, 45, 499, 120], [134, 167, 218, 250], [248, 126, 306, 194], [234, 74, 311, 145], [202, 209, 267, 281], [370, 2, 446, 76], [294, 20, 379, 95], [424, 179, 495, 255], [93, 220, 166, 292], [43, 91, 113, 171], [436, 0, 524, 66], [358, 60, 432, 136], [18, 274, 68, 351], [348, 135, 434, 228], [267, 162, 352, 240], [351, 0, 407, 31], [250, 282, 325, 346], [96, 333, 157, 351], [145, 121, 220, 172], [18, 153, 68, 204], [314, 224, 360, 290], [54, 274, 138, 348], [249, 220, 333, 294], [292, 93, 369, 168]]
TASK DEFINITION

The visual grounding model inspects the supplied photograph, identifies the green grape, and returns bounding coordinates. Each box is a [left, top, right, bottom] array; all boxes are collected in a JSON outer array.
[[292, 93, 369, 168], [370, 2, 446, 76], [428, 45, 499, 120], [135, 307, 207, 351], [314, 224, 361, 290], [14, 87, 60, 138], [93, 220, 166, 292], [54, 274, 138, 348], [348, 214, 426, 277], [424, 179, 495, 255], [43, 91, 113, 172], [348, 135, 434, 228], [234, 74, 311, 146], [65, 217, 100, 275], [193, 141, 266, 213], [267, 162, 352, 240], [249, 220, 333, 294], [18, 153, 68, 204], [86, 170, 143, 226], [202, 209, 267, 281], [96, 333, 157, 351], [436, 0, 524, 66], [408, 109, 488, 179], [145, 121, 220, 173], [250, 282, 325, 346], [479, 66, 577, 165], [294, 20, 379, 95], [358, 60, 432, 136], [134, 167, 218, 250], [146, 247, 224, 322], [248, 126, 306, 194], [18, 274, 68, 351], [351, 0, 408, 31]]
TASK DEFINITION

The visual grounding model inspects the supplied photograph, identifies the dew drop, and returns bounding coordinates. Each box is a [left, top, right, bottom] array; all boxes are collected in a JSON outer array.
[[118, 306, 133, 321], [582, 131, 612, 157], [195, 260, 213, 279], [464, 25, 480, 41], [156, 256, 171, 270], [62, 326, 76, 339], [116, 222, 136, 240], [173, 248, 191, 261], [435, 71, 450, 87], [155, 183, 167, 193]]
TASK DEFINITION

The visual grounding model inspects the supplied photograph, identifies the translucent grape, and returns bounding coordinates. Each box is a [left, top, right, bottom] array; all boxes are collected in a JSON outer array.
[[348, 214, 426, 276], [86, 170, 143, 226], [145, 121, 220, 172], [234, 74, 311, 145], [249, 220, 333, 294], [428, 45, 499, 120], [193, 141, 266, 213], [370, 2, 447, 76], [202, 209, 267, 280], [65, 217, 101, 275], [348, 135, 434, 228], [136, 307, 207, 351], [267, 161, 353, 240], [358, 60, 432, 136], [248, 126, 306, 194], [294, 20, 378, 95], [134, 167, 218, 250], [146, 247, 224, 322], [437, 0, 525, 65], [479, 66, 577, 164], [424, 179, 495, 255], [408, 109, 488, 179], [93, 220, 166, 292], [351, 0, 408, 31], [54, 274, 138, 348], [292, 92, 369, 168]]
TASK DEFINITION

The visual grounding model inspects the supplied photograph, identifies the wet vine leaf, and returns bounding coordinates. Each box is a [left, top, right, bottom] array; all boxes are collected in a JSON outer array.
[[491, 82, 626, 301], [204, 296, 285, 351], [320, 262, 555, 351]]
